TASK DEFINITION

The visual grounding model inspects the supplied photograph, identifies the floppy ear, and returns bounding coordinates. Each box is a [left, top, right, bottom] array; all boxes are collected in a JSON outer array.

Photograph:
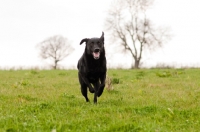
[[80, 38, 89, 45], [100, 32, 104, 42]]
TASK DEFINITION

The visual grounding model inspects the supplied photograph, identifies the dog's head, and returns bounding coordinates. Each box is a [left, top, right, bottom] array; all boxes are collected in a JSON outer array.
[[80, 32, 104, 60]]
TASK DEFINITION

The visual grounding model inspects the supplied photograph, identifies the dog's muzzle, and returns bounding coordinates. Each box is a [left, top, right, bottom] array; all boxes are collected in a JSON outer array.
[[93, 49, 100, 59]]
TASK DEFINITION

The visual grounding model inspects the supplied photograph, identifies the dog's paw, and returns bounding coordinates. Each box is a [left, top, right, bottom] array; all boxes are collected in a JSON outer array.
[[97, 84, 105, 97], [89, 88, 95, 93], [97, 88, 104, 97]]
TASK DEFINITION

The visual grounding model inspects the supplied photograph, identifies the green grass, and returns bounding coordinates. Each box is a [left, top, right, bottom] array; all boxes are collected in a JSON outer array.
[[0, 69, 200, 131]]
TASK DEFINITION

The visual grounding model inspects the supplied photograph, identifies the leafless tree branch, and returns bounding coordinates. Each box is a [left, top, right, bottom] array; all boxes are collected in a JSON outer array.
[[106, 0, 170, 68], [37, 35, 74, 69]]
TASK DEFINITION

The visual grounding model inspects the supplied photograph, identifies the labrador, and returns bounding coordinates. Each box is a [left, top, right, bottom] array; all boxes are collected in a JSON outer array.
[[77, 32, 107, 103]]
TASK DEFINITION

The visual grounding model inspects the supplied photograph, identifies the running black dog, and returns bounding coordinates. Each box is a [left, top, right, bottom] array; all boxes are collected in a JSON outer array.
[[77, 32, 107, 103]]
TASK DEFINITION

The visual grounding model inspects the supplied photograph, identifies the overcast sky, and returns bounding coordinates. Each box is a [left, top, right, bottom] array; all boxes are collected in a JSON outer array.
[[0, 0, 200, 69]]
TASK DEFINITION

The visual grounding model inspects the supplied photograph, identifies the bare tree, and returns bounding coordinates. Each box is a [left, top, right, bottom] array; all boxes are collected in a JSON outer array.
[[106, 0, 170, 69], [38, 35, 74, 69]]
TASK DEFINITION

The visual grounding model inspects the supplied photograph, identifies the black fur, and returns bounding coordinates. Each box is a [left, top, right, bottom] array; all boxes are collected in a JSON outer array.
[[77, 32, 107, 103]]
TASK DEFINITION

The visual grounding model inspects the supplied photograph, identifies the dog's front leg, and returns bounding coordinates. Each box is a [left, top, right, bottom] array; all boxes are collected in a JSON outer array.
[[98, 73, 106, 97], [93, 82, 100, 104], [79, 72, 94, 93]]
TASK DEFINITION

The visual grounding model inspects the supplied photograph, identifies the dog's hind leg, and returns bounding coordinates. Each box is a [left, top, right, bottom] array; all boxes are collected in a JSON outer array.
[[81, 84, 89, 102]]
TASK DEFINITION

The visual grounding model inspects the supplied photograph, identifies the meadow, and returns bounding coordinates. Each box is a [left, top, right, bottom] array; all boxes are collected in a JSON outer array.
[[0, 69, 200, 132]]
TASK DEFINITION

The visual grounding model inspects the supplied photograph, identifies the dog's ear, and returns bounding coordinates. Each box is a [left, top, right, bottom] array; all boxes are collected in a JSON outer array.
[[80, 38, 89, 45], [100, 32, 104, 42]]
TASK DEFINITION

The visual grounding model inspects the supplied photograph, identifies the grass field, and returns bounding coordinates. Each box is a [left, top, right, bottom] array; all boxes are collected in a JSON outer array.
[[0, 69, 200, 132]]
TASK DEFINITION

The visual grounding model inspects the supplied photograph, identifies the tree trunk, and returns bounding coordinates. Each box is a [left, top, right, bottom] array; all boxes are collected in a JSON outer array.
[[132, 59, 140, 69], [53, 65, 57, 69], [135, 60, 140, 69], [53, 60, 58, 69]]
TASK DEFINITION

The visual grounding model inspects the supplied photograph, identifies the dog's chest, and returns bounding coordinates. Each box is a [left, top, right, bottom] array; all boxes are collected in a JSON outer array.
[[87, 65, 102, 76], [87, 65, 104, 82], [88, 60, 103, 71], [87, 71, 102, 82]]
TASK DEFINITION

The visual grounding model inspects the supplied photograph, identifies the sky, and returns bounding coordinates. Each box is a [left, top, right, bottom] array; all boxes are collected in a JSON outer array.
[[0, 0, 200, 69]]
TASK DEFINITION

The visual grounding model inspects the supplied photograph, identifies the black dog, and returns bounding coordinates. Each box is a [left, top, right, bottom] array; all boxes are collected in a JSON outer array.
[[77, 32, 107, 103]]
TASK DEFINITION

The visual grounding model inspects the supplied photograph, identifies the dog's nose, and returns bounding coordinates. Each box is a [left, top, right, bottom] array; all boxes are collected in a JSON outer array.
[[94, 49, 100, 52]]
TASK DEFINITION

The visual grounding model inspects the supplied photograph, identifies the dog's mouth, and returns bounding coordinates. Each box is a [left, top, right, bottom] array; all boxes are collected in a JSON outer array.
[[92, 51, 100, 59]]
